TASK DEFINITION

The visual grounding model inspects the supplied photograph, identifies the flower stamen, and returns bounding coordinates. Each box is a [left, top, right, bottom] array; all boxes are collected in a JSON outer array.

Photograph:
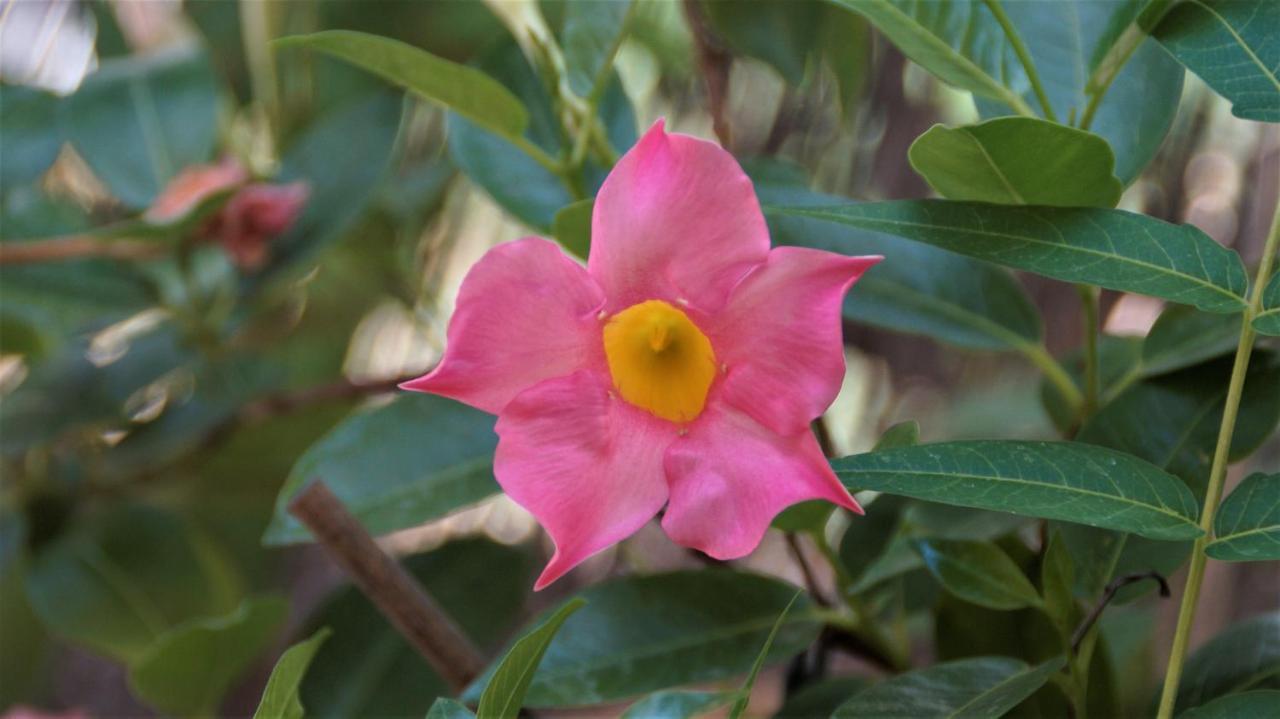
[[603, 299, 717, 423]]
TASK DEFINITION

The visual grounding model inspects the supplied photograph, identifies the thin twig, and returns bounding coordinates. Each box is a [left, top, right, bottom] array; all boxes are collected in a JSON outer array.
[[0, 235, 167, 265], [1070, 571, 1170, 654], [288, 482, 487, 692]]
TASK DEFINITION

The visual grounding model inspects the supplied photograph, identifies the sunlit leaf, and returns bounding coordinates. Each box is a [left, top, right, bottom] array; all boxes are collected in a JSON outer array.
[[909, 118, 1122, 208], [975, 1, 1184, 183]]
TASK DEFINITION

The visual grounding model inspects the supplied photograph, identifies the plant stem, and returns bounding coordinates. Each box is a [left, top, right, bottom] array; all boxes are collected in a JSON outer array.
[[1156, 193, 1280, 719], [289, 482, 486, 693], [1079, 0, 1175, 131], [0, 235, 167, 264], [982, 0, 1058, 122], [811, 530, 909, 671], [1020, 342, 1085, 416], [1078, 284, 1101, 416]]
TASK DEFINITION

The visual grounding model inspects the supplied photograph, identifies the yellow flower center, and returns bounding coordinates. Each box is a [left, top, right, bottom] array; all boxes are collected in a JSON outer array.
[[603, 299, 718, 423]]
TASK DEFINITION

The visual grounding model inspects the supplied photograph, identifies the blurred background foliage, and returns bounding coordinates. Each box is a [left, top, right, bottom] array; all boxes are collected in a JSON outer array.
[[0, 0, 1276, 717]]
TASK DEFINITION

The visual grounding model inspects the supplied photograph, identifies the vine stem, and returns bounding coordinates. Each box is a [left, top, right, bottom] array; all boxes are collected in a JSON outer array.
[[1156, 193, 1280, 719], [981, 0, 1058, 122]]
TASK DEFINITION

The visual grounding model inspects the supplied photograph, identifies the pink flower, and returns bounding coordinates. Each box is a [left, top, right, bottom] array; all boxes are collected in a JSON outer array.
[[205, 181, 310, 270], [144, 157, 248, 224], [403, 121, 881, 589]]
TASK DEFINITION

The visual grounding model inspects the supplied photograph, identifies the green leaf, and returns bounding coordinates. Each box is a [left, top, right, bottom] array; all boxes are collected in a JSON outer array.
[[129, 597, 288, 716], [63, 46, 219, 208], [831, 440, 1204, 541], [776, 201, 1249, 313], [912, 539, 1041, 610], [1207, 472, 1280, 561], [622, 690, 730, 719], [256, 91, 404, 280], [564, 0, 633, 96], [1154, 0, 1280, 122], [728, 591, 802, 719], [553, 198, 594, 260], [253, 628, 332, 719], [275, 30, 528, 141], [0, 86, 63, 188], [771, 499, 836, 533], [840, 495, 907, 584], [1069, 352, 1279, 597], [703, 0, 821, 85], [1171, 611, 1280, 713], [851, 535, 925, 594], [876, 420, 921, 450], [25, 504, 243, 662], [1179, 690, 1280, 719], [975, 1, 1184, 183], [1142, 304, 1243, 377], [760, 193, 1043, 352], [772, 678, 868, 719], [909, 118, 1123, 208], [1040, 531, 1078, 639], [901, 503, 1032, 542], [1255, 271, 1280, 336], [265, 394, 499, 545], [448, 39, 635, 231], [478, 599, 587, 719], [832, 655, 1066, 718], [0, 193, 152, 357], [465, 570, 820, 708], [301, 539, 532, 718], [426, 698, 477, 719], [1079, 352, 1280, 501], [831, 0, 1035, 115]]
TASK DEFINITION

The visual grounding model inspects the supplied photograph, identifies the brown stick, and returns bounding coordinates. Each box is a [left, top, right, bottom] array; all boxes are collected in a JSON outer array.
[[288, 482, 486, 692], [0, 235, 167, 265], [682, 0, 734, 150]]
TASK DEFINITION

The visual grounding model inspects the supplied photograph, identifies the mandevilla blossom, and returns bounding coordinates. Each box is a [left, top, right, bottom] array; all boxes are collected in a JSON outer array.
[[145, 158, 310, 271], [404, 120, 881, 589]]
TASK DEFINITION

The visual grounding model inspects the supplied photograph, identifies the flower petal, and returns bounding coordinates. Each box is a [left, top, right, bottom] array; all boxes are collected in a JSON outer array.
[[401, 238, 606, 414], [661, 401, 860, 560], [713, 247, 881, 435], [495, 371, 674, 589], [589, 119, 770, 313]]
